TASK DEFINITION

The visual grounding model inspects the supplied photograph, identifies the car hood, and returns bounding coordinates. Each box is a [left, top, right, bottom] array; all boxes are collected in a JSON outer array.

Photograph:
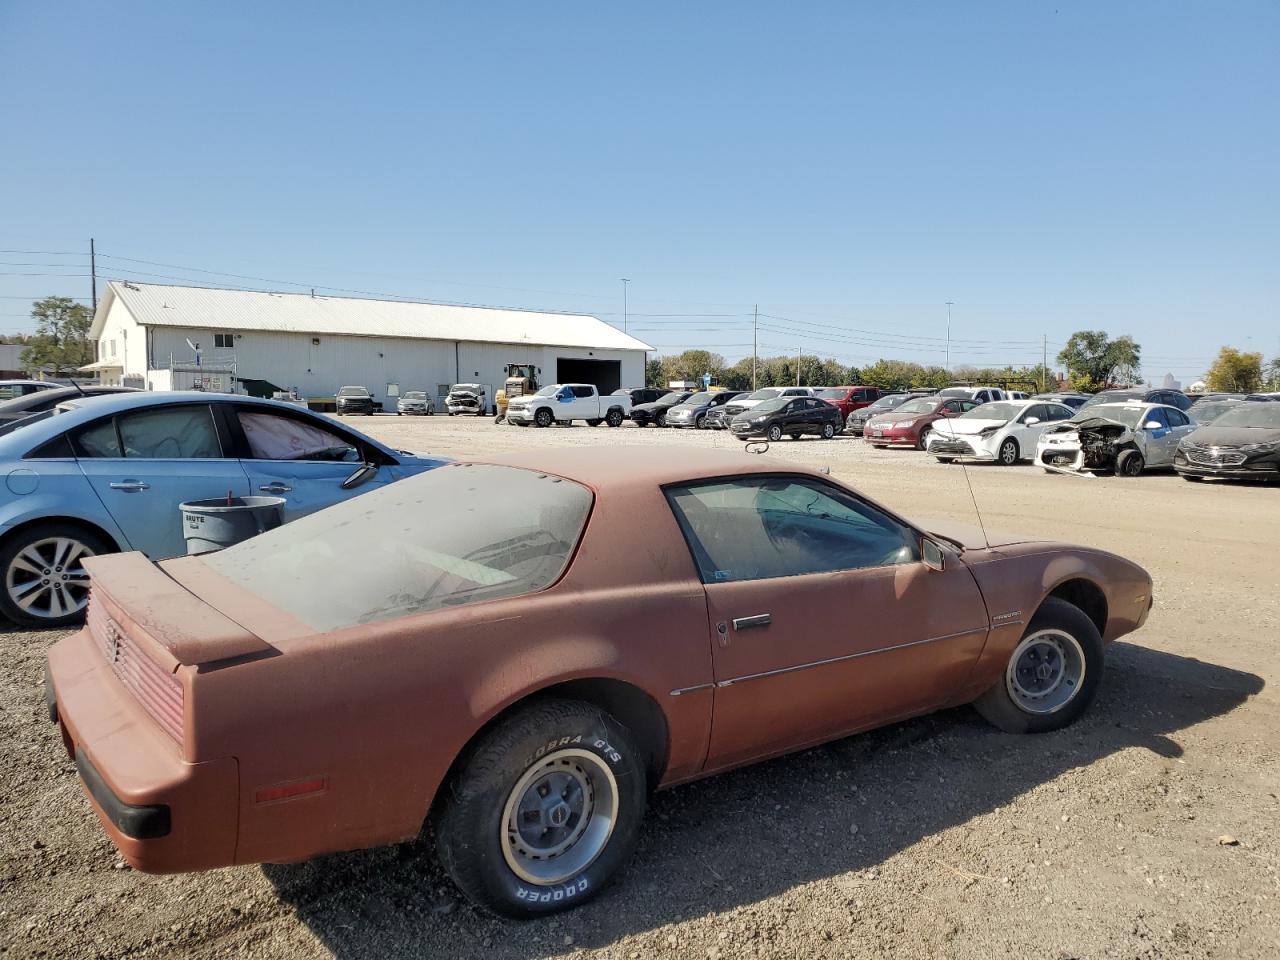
[[1185, 425, 1280, 447], [922, 520, 1039, 551], [933, 418, 1008, 436]]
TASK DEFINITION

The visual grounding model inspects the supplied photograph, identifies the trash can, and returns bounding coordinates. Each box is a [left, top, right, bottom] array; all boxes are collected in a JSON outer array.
[[179, 496, 286, 555]]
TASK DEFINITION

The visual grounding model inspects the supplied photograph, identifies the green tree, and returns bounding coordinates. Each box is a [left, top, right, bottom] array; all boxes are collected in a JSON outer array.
[[1205, 347, 1264, 393], [645, 357, 665, 388], [1266, 356, 1280, 391], [20, 297, 93, 375], [1056, 331, 1141, 392], [859, 359, 925, 391]]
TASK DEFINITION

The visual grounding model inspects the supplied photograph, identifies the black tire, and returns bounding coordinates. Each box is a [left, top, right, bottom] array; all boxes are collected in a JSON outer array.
[[916, 425, 932, 451], [605, 409, 624, 428], [0, 523, 111, 628], [1115, 449, 1144, 477], [515, 421, 529, 428], [586, 418, 603, 427], [1180, 473, 1204, 482], [998, 437, 1020, 466], [694, 414, 706, 429], [821, 422, 835, 439], [534, 408, 554, 428], [936, 457, 955, 464], [767, 424, 783, 442], [972, 597, 1105, 734], [435, 699, 648, 918], [655, 412, 667, 428], [789, 433, 801, 441]]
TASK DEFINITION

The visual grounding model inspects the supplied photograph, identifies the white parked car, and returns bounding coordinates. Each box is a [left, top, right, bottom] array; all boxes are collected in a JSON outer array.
[[1035, 402, 1197, 477], [505, 383, 631, 427], [927, 400, 1075, 465], [397, 390, 434, 415], [446, 383, 492, 416]]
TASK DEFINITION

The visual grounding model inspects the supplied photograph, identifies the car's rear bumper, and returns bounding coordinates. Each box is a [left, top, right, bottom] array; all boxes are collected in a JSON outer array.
[[46, 628, 239, 873]]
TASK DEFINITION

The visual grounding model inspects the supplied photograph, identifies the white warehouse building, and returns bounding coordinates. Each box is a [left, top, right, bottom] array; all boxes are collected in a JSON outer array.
[[87, 281, 652, 407]]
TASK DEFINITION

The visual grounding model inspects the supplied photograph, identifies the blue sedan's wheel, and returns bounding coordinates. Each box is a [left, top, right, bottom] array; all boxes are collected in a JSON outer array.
[[0, 524, 108, 628]]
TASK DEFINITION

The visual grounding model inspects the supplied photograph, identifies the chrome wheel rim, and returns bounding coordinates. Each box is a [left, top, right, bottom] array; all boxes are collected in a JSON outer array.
[[1006, 629, 1086, 715], [501, 748, 618, 886], [1000, 440, 1018, 464], [823, 423, 834, 438], [5, 536, 95, 621]]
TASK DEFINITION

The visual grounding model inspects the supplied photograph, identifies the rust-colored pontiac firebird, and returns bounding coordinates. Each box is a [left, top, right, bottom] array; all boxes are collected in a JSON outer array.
[[46, 449, 1152, 917]]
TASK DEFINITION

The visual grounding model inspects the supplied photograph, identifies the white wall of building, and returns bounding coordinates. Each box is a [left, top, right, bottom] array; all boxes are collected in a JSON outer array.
[[95, 300, 646, 403]]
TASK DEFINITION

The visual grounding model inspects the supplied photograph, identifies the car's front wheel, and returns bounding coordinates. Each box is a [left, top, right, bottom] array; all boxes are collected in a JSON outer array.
[[0, 523, 110, 628], [534, 408, 554, 428], [1115, 449, 1145, 477], [916, 425, 932, 450], [972, 597, 1104, 734], [821, 422, 835, 439], [767, 424, 783, 442], [998, 437, 1020, 466], [435, 699, 647, 918]]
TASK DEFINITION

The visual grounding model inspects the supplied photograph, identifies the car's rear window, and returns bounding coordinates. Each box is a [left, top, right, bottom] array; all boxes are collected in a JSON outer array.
[[200, 463, 593, 631]]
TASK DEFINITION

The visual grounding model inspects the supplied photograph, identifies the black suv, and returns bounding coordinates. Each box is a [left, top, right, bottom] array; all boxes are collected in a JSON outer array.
[[729, 395, 841, 441], [614, 388, 665, 406], [1078, 388, 1192, 412], [336, 385, 375, 415]]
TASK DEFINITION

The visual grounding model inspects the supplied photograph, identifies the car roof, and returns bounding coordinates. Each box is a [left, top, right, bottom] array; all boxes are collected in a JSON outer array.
[[0, 391, 395, 456], [472, 447, 824, 490]]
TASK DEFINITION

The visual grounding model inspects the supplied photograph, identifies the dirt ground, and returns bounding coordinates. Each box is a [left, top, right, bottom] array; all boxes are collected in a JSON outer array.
[[2, 415, 1277, 959]]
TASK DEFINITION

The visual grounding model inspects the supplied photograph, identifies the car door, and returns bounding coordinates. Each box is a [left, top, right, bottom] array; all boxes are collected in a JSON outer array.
[[73, 403, 250, 559], [230, 405, 398, 521], [1011, 404, 1051, 449], [1162, 407, 1197, 458], [665, 476, 990, 771], [1136, 406, 1177, 465]]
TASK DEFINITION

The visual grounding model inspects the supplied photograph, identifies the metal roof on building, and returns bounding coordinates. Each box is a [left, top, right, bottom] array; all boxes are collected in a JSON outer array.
[[91, 282, 653, 352]]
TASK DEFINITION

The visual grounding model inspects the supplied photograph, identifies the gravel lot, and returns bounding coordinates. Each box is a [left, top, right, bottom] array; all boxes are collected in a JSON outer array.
[[3, 415, 1277, 959]]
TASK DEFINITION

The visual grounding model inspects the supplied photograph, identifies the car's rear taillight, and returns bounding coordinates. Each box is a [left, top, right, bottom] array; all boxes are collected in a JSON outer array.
[[87, 601, 184, 744]]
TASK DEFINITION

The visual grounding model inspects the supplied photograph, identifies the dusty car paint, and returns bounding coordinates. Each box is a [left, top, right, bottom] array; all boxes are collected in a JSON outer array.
[[46, 448, 1152, 876]]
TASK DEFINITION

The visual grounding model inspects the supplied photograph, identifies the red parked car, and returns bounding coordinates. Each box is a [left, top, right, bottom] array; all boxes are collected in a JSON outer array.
[[813, 386, 884, 421], [863, 396, 980, 449]]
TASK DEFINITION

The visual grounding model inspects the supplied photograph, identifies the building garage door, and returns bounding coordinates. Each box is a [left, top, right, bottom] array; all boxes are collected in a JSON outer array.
[[556, 358, 621, 394]]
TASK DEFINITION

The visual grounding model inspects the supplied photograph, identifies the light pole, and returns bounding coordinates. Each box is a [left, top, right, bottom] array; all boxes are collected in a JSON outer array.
[[945, 301, 953, 373], [620, 278, 630, 334]]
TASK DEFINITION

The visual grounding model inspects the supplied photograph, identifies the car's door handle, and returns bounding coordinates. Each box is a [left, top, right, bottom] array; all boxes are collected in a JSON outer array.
[[259, 483, 293, 493], [108, 480, 150, 492], [732, 613, 772, 631]]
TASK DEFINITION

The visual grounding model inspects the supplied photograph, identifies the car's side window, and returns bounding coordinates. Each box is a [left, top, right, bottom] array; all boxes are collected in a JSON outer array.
[[1166, 408, 1190, 427], [239, 411, 360, 462], [117, 406, 223, 459], [666, 477, 921, 584], [571, 386, 594, 399], [74, 419, 123, 458], [1145, 408, 1171, 430]]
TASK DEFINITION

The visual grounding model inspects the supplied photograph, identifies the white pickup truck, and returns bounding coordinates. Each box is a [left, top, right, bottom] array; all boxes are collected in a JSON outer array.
[[505, 383, 631, 428]]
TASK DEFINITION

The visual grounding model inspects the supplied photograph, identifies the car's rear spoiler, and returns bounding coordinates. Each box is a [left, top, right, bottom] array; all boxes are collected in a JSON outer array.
[[83, 553, 273, 665]]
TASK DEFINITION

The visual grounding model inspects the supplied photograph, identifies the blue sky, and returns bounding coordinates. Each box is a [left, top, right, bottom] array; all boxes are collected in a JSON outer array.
[[1, 1, 1275, 382]]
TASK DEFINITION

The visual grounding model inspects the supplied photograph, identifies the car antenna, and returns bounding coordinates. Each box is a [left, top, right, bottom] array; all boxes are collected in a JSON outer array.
[[67, 378, 88, 397], [958, 462, 991, 550]]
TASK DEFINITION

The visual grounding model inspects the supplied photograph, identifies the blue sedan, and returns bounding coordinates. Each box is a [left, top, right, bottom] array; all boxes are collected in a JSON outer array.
[[0, 391, 447, 627]]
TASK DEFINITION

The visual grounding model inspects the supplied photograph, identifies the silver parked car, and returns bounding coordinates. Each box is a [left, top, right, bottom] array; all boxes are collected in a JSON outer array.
[[396, 390, 434, 415]]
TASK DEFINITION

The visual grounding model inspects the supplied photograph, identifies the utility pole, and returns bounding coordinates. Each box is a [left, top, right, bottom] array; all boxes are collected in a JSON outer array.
[[90, 238, 97, 311], [620, 278, 630, 334], [796, 345, 802, 386], [1042, 334, 1048, 392], [752, 304, 758, 389], [945, 301, 953, 373]]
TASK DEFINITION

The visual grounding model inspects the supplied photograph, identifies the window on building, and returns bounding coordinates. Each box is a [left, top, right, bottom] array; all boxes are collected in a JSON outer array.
[[214, 333, 235, 349]]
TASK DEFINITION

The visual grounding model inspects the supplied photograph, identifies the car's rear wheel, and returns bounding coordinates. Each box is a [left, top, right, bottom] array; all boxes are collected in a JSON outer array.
[[0, 524, 110, 628], [998, 437, 1020, 466], [534, 408, 554, 428], [1115, 450, 1145, 477], [767, 425, 783, 442], [605, 409, 624, 428], [435, 699, 647, 918], [972, 597, 1104, 734], [821, 422, 835, 439]]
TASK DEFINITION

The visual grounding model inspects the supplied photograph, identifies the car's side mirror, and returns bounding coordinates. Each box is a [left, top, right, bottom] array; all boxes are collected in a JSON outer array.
[[1143, 420, 1162, 430], [1023, 416, 1041, 426], [922, 538, 945, 572], [341, 462, 379, 490]]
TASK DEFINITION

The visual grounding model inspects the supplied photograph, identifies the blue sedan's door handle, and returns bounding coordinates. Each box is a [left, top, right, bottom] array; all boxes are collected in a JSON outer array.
[[259, 483, 293, 494], [108, 480, 150, 492]]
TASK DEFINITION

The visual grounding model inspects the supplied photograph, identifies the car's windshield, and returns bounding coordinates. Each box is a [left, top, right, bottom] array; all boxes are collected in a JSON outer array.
[[656, 392, 689, 406], [1190, 400, 1241, 424], [1212, 403, 1280, 429], [337, 386, 368, 397], [1071, 404, 1147, 429], [895, 398, 937, 415], [753, 398, 791, 414], [866, 394, 907, 412], [1079, 391, 1140, 409], [201, 464, 593, 632], [937, 387, 973, 398], [685, 391, 715, 404], [452, 384, 482, 392], [745, 388, 782, 401], [402, 391, 426, 400], [534, 385, 559, 397], [960, 401, 1022, 421], [0, 410, 51, 436], [815, 388, 848, 400]]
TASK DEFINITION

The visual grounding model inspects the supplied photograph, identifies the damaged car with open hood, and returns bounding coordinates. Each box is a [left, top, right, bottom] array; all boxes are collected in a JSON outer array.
[[1035, 402, 1196, 477]]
